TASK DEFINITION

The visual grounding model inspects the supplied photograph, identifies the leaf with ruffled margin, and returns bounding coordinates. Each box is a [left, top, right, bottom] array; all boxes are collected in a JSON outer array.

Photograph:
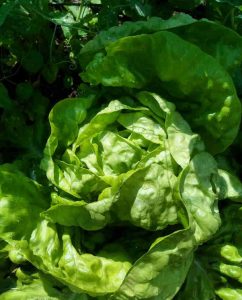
[[81, 31, 241, 154]]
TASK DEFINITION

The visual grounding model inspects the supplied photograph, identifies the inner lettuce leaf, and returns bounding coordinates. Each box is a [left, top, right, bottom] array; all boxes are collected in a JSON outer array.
[[177, 152, 221, 244], [81, 31, 241, 154], [41, 91, 221, 241]]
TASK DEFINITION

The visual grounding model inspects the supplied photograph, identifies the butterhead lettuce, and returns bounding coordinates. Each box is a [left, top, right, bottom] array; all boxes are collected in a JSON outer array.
[[0, 89, 224, 298], [0, 16, 242, 299]]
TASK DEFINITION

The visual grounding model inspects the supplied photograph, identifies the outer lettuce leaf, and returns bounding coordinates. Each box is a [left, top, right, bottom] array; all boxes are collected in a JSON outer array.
[[0, 269, 86, 300], [81, 31, 240, 153], [80, 16, 242, 94], [79, 14, 196, 68], [0, 167, 132, 296], [0, 165, 196, 299], [26, 219, 133, 296], [111, 229, 195, 300], [0, 165, 49, 242], [171, 20, 242, 95], [25, 223, 132, 296], [171, 20, 242, 76]]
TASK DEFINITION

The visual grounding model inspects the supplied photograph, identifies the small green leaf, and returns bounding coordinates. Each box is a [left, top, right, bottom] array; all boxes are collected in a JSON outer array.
[[22, 50, 44, 74], [42, 63, 58, 83], [16, 82, 34, 101]]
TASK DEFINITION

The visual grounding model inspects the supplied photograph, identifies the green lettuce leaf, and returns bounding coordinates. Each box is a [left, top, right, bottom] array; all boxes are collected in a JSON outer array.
[[171, 20, 242, 76], [0, 268, 87, 300], [112, 163, 178, 230], [0, 165, 49, 242], [176, 203, 242, 300], [217, 169, 242, 202], [80, 16, 242, 95], [79, 14, 196, 68], [81, 31, 240, 153], [111, 229, 195, 300], [1, 87, 222, 298], [170, 20, 242, 95], [41, 91, 222, 238], [177, 152, 221, 244], [216, 287, 242, 300], [174, 258, 216, 300], [0, 167, 132, 296], [41, 190, 115, 230]]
